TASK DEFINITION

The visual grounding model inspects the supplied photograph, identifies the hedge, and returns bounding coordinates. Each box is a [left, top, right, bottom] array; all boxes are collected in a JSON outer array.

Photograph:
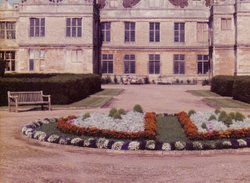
[[233, 78, 250, 104], [211, 75, 235, 96], [0, 74, 101, 106]]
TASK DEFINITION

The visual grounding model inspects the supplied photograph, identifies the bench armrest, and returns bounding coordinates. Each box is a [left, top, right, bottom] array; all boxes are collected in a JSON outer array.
[[8, 95, 18, 102], [42, 95, 51, 102]]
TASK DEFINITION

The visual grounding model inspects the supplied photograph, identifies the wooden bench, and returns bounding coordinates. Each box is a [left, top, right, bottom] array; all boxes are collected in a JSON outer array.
[[8, 91, 51, 112]]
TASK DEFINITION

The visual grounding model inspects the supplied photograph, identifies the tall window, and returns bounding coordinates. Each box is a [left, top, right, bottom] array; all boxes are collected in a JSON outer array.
[[197, 22, 208, 43], [124, 54, 136, 74], [221, 18, 232, 30], [149, 54, 160, 74], [149, 22, 160, 42], [30, 18, 45, 37], [197, 55, 209, 74], [29, 49, 45, 71], [0, 22, 16, 39], [124, 22, 135, 42], [0, 51, 15, 71], [102, 54, 113, 74], [101, 22, 111, 42], [174, 23, 185, 43], [66, 18, 82, 37], [174, 54, 185, 74]]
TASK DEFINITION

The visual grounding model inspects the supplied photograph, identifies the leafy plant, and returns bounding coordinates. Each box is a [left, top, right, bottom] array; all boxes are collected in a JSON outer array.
[[133, 104, 143, 113], [188, 110, 196, 117], [82, 112, 91, 120], [0, 59, 6, 78], [201, 123, 208, 130], [208, 115, 217, 121], [109, 108, 118, 117], [114, 75, 118, 84], [118, 108, 126, 115], [234, 112, 245, 122], [113, 111, 122, 119], [214, 109, 221, 114], [223, 116, 233, 127]]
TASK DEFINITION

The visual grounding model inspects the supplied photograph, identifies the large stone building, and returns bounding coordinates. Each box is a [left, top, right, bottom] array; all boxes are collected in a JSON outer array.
[[0, 0, 250, 80]]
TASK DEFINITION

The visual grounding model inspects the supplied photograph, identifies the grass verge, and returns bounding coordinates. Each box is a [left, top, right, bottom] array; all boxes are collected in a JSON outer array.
[[156, 115, 189, 143], [187, 90, 220, 97], [203, 98, 250, 109], [94, 89, 124, 96]]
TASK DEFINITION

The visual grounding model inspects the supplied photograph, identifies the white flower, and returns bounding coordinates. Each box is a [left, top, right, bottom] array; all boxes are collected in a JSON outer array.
[[47, 135, 60, 143], [111, 141, 124, 150], [25, 128, 33, 136], [175, 141, 186, 150], [84, 138, 95, 147], [59, 138, 68, 145], [237, 139, 247, 147], [146, 140, 155, 150], [193, 141, 203, 150], [72, 111, 145, 133], [222, 141, 232, 147], [33, 131, 46, 139], [128, 141, 140, 151], [97, 138, 109, 149], [38, 133, 47, 141], [71, 138, 83, 146], [22, 127, 28, 134], [162, 143, 171, 151]]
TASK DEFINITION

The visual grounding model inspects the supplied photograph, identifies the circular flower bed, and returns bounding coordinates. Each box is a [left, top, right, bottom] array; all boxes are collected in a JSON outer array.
[[22, 114, 250, 151]]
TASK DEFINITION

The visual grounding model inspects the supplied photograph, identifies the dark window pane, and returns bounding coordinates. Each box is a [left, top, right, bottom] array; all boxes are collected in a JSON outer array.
[[41, 18, 45, 26], [66, 18, 71, 26], [77, 27, 82, 37], [72, 27, 76, 37], [29, 59, 34, 71], [30, 27, 34, 37], [66, 27, 71, 37], [41, 27, 45, 37]]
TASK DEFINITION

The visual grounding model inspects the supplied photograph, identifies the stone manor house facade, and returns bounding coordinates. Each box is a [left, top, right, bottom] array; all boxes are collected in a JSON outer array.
[[1, 0, 250, 81]]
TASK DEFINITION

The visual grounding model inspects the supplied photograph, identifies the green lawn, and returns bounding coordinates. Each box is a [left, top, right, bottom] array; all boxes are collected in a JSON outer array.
[[187, 90, 220, 97], [94, 89, 124, 96], [156, 115, 189, 143], [65, 97, 113, 108], [203, 98, 250, 109]]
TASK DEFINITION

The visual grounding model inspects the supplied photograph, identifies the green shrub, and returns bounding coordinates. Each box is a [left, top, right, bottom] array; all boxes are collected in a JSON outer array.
[[218, 111, 227, 122], [0, 59, 6, 78], [188, 110, 196, 116], [201, 123, 208, 130], [214, 109, 221, 114], [228, 112, 236, 120], [234, 112, 245, 122], [113, 111, 122, 119], [233, 77, 250, 104], [223, 116, 233, 127], [109, 108, 118, 117], [208, 115, 217, 121], [82, 112, 91, 120], [118, 108, 126, 115], [211, 75, 235, 96], [133, 104, 143, 113], [0, 74, 101, 106]]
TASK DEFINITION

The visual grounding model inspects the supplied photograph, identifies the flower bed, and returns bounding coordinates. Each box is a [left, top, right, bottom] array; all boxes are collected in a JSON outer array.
[[177, 111, 250, 140], [57, 112, 157, 140], [22, 116, 250, 151]]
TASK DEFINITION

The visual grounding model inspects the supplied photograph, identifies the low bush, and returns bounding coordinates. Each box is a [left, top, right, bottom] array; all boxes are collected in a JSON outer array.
[[133, 104, 143, 113], [188, 109, 196, 117], [0, 58, 6, 78], [233, 77, 250, 104], [211, 75, 235, 96], [0, 74, 101, 106]]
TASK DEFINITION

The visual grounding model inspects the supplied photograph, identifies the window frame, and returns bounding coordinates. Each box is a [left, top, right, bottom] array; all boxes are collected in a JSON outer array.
[[0, 51, 16, 72], [101, 22, 111, 43], [174, 22, 185, 43], [148, 54, 160, 75], [101, 54, 114, 74], [124, 54, 136, 74], [149, 22, 160, 43], [197, 55, 209, 75], [66, 18, 82, 38], [173, 54, 185, 75], [29, 18, 45, 37], [0, 22, 16, 39], [124, 22, 136, 43]]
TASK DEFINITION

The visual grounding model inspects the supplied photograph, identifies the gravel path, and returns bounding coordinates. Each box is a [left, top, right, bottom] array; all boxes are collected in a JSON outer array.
[[1, 85, 250, 183]]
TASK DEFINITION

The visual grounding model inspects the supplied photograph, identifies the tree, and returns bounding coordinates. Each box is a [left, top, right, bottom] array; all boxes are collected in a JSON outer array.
[[0, 58, 6, 78]]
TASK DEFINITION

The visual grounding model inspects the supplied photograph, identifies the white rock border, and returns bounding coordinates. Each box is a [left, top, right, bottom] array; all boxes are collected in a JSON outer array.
[[21, 117, 250, 151]]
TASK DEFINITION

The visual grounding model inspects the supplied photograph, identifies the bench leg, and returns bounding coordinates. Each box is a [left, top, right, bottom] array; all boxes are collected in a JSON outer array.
[[15, 103, 18, 113]]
